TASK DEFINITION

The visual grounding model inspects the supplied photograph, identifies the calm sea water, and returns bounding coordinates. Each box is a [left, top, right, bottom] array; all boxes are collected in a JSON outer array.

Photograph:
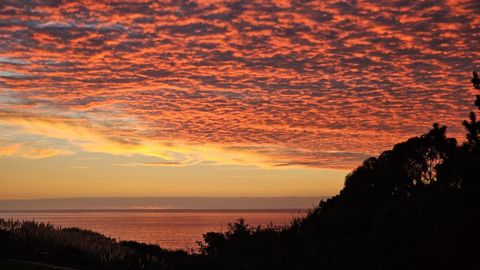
[[0, 209, 306, 250]]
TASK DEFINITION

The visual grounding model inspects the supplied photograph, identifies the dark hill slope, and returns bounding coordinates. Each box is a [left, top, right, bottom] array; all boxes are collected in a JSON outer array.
[[199, 76, 480, 270]]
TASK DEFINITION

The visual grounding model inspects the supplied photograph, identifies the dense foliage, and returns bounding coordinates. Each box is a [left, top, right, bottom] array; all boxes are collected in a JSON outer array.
[[198, 75, 480, 269], [1, 75, 479, 269]]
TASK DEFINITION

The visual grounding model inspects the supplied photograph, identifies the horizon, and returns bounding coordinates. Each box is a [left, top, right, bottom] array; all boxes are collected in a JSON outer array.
[[0, 196, 326, 210]]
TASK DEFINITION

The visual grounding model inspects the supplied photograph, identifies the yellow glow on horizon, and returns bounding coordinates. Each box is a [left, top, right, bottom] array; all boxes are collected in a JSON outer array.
[[0, 112, 352, 169], [0, 151, 348, 199], [0, 112, 349, 199]]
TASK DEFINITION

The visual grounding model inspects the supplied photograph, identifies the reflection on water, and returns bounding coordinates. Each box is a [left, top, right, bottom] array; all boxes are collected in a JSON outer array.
[[0, 209, 306, 250]]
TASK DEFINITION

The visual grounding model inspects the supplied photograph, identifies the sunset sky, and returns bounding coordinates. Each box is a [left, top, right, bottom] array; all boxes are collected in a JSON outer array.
[[1, 0, 480, 200]]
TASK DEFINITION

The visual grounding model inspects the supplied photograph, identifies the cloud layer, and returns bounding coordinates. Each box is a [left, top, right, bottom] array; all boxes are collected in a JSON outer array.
[[1, 0, 480, 169]]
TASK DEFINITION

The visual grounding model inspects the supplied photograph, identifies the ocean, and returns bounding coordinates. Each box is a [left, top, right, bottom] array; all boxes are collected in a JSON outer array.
[[0, 209, 307, 250]]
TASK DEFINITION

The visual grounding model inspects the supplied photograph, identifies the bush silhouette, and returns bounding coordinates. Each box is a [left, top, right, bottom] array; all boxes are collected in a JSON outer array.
[[198, 72, 480, 269]]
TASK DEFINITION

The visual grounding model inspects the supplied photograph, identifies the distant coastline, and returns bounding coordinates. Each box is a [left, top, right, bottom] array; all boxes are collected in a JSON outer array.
[[0, 196, 327, 211], [0, 208, 309, 213]]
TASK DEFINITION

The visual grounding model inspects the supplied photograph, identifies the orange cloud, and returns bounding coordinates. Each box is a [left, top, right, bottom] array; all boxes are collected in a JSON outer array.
[[1, 0, 479, 170], [0, 141, 72, 159], [0, 143, 21, 157]]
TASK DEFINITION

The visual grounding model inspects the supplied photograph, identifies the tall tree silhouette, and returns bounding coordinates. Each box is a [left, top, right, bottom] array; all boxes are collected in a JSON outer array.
[[463, 72, 480, 151], [472, 71, 480, 89]]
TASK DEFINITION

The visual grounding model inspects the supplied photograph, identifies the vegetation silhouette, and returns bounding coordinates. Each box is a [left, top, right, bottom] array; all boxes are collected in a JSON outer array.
[[0, 219, 229, 270], [1, 72, 480, 269], [198, 72, 480, 270], [472, 71, 480, 89]]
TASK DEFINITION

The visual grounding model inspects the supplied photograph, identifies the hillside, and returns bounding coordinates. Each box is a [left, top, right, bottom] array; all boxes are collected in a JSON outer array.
[[196, 74, 480, 269]]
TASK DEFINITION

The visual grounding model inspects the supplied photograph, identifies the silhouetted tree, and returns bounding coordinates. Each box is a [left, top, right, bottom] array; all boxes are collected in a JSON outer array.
[[472, 71, 480, 89], [198, 71, 480, 270], [339, 122, 456, 205], [463, 102, 480, 152], [462, 72, 480, 151]]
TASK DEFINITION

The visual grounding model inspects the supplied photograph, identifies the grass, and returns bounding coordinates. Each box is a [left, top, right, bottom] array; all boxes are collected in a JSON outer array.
[[0, 258, 77, 270]]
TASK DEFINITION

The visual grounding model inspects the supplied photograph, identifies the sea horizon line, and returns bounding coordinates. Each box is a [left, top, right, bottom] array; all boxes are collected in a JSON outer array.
[[0, 196, 329, 211]]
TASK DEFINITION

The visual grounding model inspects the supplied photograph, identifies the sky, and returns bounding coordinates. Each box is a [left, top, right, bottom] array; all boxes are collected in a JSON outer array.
[[1, 0, 480, 201]]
